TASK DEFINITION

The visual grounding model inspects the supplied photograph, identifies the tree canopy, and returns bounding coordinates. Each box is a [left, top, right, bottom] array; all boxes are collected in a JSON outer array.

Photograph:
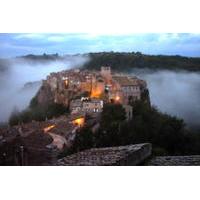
[[82, 52, 200, 72], [9, 102, 68, 126], [64, 102, 200, 157]]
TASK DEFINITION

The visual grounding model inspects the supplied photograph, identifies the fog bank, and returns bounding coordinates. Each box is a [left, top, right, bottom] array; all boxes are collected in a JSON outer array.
[[0, 55, 88, 122], [131, 69, 200, 128]]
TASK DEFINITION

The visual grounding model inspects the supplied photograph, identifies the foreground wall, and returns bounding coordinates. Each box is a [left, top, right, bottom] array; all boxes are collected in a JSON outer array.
[[57, 143, 152, 166]]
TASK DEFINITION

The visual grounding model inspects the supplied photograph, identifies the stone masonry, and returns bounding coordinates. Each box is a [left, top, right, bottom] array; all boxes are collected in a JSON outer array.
[[147, 155, 200, 166], [57, 143, 152, 166]]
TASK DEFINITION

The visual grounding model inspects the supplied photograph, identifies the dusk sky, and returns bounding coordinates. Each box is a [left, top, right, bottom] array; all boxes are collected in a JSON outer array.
[[0, 33, 200, 58]]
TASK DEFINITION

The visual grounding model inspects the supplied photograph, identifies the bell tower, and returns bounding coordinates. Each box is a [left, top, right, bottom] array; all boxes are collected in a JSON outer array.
[[100, 66, 111, 82]]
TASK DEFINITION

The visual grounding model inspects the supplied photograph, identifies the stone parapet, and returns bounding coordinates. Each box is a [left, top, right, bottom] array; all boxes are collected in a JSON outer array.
[[148, 155, 200, 166], [57, 143, 152, 166]]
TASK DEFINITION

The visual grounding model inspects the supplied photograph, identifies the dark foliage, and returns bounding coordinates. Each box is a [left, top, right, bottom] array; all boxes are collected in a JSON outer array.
[[9, 102, 68, 126], [83, 52, 200, 72], [64, 102, 200, 157]]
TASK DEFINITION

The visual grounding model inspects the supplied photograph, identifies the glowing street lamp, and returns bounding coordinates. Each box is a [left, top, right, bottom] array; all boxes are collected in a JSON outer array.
[[115, 96, 120, 101], [72, 117, 85, 127]]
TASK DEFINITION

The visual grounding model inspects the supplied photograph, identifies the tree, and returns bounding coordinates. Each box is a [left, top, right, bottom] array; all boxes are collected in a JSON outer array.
[[9, 103, 68, 126], [94, 103, 127, 147], [72, 127, 95, 152], [29, 96, 38, 108], [100, 103, 126, 131], [82, 52, 200, 72], [9, 106, 21, 126]]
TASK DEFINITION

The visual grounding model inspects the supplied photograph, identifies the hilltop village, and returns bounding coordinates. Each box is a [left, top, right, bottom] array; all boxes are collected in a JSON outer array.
[[2, 65, 199, 166], [37, 66, 148, 120], [0, 66, 150, 165]]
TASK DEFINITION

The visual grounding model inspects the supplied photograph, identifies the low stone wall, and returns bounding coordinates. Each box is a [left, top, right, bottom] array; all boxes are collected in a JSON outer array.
[[148, 155, 200, 166], [57, 143, 152, 166]]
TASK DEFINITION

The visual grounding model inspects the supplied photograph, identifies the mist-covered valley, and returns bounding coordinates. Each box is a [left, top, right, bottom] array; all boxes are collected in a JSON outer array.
[[0, 55, 88, 122], [0, 55, 200, 130], [131, 69, 200, 129]]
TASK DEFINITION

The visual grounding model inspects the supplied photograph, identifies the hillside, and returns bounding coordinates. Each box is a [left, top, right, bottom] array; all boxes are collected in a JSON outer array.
[[1, 52, 200, 73], [82, 52, 200, 72]]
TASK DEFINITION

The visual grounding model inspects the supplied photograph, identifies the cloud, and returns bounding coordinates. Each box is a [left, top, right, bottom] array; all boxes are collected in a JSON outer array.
[[14, 33, 45, 39], [47, 35, 67, 42], [1, 33, 200, 57]]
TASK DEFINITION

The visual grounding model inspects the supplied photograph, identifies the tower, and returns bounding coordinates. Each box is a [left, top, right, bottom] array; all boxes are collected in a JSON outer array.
[[100, 66, 111, 82]]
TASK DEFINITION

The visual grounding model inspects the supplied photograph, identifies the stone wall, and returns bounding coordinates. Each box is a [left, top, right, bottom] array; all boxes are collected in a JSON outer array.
[[57, 143, 152, 166], [147, 155, 200, 166]]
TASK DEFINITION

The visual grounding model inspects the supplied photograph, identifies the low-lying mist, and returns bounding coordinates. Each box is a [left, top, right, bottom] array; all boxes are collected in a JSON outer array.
[[131, 69, 200, 129], [0, 55, 88, 122], [1, 57, 200, 129]]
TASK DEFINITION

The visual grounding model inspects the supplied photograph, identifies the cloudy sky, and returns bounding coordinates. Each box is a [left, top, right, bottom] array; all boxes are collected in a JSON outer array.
[[0, 33, 200, 58]]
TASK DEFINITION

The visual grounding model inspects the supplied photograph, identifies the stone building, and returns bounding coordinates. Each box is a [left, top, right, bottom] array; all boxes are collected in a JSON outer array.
[[100, 66, 112, 83], [69, 98, 104, 114], [112, 76, 143, 104], [82, 98, 104, 113], [69, 99, 82, 114], [90, 76, 105, 98]]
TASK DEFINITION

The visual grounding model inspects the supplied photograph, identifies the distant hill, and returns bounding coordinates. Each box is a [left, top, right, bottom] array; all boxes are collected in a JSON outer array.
[[0, 54, 72, 72], [20, 53, 61, 60], [1, 52, 200, 72], [19, 53, 85, 63], [82, 52, 200, 72], [0, 54, 60, 72]]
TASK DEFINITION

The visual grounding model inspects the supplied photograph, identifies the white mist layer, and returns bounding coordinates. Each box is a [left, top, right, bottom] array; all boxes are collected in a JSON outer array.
[[132, 69, 200, 128], [0, 56, 88, 122]]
